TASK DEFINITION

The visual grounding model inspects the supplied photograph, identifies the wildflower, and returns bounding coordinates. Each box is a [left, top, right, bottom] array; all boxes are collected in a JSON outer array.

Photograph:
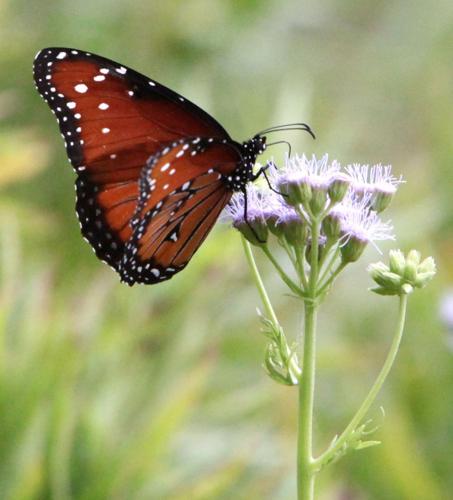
[[273, 154, 340, 212], [277, 208, 307, 247], [346, 164, 403, 212], [335, 194, 394, 263], [328, 172, 350, 204], [224, 186, 279, 245]]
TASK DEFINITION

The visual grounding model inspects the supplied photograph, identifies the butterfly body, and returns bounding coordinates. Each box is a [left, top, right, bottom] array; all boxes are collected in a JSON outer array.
[[33, 48, 267, 284]]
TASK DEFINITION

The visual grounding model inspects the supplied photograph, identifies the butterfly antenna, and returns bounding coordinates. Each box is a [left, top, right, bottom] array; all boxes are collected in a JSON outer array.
[[257, 122, 316, 140], [265, 139, 292, 157]]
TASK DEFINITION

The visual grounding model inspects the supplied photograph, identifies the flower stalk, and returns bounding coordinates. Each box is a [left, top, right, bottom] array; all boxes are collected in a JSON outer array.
[[226, 153, 435, 499]]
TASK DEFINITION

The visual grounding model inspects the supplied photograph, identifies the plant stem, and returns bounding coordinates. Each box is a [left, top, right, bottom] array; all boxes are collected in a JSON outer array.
[[261, 246, 304, 297], [315, 293, 408, 468], [241, 237, 279, 325], [297, 301, 317, 499], [241, 237, 301, 380], [317, 261, 346, 298], [297, 218, 321, 500]]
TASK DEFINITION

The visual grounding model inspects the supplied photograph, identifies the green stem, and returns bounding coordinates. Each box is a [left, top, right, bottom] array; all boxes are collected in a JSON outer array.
[[315, 293, 408, 468], [261, 246, 304, 298], [241, 237, 301, 380], [297, 218, 321, 500], [241, 237, 279, 325], [317, 244, 340, 284], [317, 261, 346, 298], [294, 244, 309, 290], [297, 301, 317, 499]]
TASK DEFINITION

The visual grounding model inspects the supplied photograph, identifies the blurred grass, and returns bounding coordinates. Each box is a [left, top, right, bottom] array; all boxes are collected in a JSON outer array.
[[1, 0, 452, 498]]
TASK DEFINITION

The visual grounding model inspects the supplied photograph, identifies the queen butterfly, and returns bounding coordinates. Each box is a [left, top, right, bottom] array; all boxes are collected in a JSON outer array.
[[33, 47, 314, 285]]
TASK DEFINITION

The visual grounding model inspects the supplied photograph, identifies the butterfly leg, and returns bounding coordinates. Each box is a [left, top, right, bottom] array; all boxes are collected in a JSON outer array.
[[252, 162, 288, 197]]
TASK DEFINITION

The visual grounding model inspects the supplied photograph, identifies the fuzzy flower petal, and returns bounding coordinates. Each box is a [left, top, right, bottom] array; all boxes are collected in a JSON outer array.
[[222, 185, 282, 226], [273, 153, 341, 190], [346, 164, 403, 196], [334, 193, 395, 251]]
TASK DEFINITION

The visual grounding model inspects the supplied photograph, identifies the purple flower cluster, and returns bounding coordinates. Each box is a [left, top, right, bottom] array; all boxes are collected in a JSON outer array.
[[224, 154, 399, 257]]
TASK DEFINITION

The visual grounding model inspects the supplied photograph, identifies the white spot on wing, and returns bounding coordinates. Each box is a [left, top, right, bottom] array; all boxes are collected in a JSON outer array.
[[74, 83, 88, 93], [102, 127, 110, 134], [116, 66, 127, 75], [98, 102, 109, 110], [67, 101, 76, 109], [56, 51, 67, 59], [93, 75, 105, 82]]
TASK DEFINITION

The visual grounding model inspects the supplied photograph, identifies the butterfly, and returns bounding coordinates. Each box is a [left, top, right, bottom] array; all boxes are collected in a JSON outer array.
[[33, 47, 314, 285]]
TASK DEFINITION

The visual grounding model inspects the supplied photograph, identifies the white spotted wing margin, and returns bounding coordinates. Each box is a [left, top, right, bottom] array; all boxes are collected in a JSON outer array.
[[75, 175, 127, 272], [119, 139, 242, 285]]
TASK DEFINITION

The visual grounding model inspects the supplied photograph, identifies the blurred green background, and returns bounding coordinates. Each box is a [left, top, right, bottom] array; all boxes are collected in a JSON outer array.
[[1, 0, 452, 498]]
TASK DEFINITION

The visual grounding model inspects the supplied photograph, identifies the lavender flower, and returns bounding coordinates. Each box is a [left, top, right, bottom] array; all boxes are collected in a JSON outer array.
[[334, 194, 395, 262], [225, 154, 398, 259], [272, 154, 341, 212], [346, 164, 403, 212], [224, 186, 282, 244]]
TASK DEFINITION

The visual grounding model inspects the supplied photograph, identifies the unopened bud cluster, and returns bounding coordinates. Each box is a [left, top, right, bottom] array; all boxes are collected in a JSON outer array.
[[368, 250, 436, 295]]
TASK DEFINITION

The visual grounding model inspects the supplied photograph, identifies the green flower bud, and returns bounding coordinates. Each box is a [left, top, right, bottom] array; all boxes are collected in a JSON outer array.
[[370, 188, 395, 213], [389, 249, 406, 275], [328, 173, 350, 204], [234, 219, 268, 246], [305, 235, 326, 263], [282, 217, 308, 247], [414, 271, 437, 288], [403, 259, 418, 282], [368, 263, 403, 289], [418, 256, 436, 274], [341, 235, 367, 263], [406, 249, 421, 266], [322, 212, 342, 241], [309, 185, 328, 215], [265, 214, 282, 237], [369, 249, 436, 296], [279, 179, 311, 207]]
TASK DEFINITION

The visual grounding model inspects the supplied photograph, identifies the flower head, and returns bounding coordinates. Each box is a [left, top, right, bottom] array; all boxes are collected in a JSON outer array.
[[346, 164, 403, 212], [333, 194, 395, 262], [272, 154, 341, 211], [223, 186, 282, 244]]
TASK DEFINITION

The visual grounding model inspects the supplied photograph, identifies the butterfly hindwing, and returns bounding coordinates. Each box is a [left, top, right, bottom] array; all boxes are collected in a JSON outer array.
[[119, 140, 242, 284]]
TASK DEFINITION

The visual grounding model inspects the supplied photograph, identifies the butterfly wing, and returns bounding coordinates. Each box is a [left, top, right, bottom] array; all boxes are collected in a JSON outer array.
[[33, 47, 231, 270], [120, 139, 243, 285]]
